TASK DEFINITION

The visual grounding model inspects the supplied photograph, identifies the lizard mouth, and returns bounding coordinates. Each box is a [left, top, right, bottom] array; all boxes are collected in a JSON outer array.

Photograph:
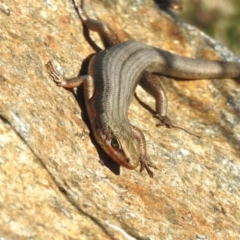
[[107, 146, 139, 170]]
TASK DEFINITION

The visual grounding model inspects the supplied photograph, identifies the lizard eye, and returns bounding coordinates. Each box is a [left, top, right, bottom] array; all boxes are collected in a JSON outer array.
[[110, 138, 121, 151]]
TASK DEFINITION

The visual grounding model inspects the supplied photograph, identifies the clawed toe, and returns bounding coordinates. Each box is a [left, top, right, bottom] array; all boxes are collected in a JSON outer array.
[[46, 61, 66, 86], [139, 156, 157, 177], [156, 114, 172, 128]]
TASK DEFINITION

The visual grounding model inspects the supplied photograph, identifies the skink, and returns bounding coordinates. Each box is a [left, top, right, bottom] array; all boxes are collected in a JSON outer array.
[[47, 0, 240, 177]]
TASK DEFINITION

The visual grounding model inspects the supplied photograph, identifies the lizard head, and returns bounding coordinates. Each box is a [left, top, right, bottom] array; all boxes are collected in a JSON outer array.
[[94, 123, 140, 170]]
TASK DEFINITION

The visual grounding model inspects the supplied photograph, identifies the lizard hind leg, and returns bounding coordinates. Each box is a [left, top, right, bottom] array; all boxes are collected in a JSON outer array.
[[140, 71, 200, 138], [72, 0, 121, 47]]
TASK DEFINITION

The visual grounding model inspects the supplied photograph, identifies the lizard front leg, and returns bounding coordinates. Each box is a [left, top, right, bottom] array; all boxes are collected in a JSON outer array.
[[130, 124, 157, 177], [46, 61, 95, 100]]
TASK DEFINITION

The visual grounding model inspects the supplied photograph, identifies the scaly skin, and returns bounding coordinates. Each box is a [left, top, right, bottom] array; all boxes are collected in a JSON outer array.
[[46, 0, 240, 177]]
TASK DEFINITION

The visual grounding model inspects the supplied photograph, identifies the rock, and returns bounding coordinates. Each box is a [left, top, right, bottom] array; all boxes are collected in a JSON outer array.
[[0, 0, 240, 239]]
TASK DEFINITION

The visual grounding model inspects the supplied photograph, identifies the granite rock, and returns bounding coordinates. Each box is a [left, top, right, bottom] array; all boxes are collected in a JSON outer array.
[[0, 0, 240, 239]]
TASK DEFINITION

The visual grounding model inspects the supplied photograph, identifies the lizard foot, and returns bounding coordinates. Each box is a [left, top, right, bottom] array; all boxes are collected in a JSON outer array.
[[46, 61, 67, 87], [139, 155, 157, 178], [156, 114, 200, 138], [156, 114, 172, 128]]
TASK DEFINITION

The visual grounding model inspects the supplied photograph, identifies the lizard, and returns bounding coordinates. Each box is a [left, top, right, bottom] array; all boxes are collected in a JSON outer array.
[[46, 0, 240, 177]]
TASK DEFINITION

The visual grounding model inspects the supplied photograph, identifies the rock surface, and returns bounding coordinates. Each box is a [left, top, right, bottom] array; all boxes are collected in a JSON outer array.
[[1, 0, 240, 239]]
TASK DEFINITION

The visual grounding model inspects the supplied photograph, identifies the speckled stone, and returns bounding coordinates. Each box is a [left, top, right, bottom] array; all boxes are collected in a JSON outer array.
[[0, 0, 240, 239]]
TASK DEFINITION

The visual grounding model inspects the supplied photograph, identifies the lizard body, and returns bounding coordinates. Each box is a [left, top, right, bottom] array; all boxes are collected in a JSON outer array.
[[47, 0, 240, 177]]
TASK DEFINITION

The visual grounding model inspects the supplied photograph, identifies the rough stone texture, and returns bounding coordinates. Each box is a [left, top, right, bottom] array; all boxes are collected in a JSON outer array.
[[1, 0, 240, 239]]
